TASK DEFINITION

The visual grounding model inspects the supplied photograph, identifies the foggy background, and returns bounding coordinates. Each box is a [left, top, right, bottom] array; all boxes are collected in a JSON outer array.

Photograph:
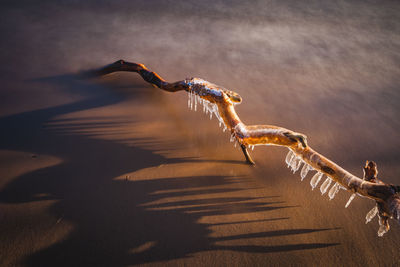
[[1, 0, 399, 266]]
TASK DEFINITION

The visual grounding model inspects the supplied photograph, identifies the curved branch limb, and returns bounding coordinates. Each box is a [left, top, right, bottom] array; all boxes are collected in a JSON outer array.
[[234, 124, 307, 149], [89, 60, 189, 92]]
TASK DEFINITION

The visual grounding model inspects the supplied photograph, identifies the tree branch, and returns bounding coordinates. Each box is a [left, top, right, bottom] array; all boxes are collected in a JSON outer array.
[[91, 60, 400, 236]]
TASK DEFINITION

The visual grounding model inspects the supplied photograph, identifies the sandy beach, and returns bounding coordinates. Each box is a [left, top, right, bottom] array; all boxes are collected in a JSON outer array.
[[1, 1, 399, 266]]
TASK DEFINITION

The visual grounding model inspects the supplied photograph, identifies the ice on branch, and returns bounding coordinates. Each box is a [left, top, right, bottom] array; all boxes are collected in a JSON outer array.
[[287, 155, 303, 174], [194, 92, 197, 111], [300, 164, 313, 181], [345, 193, 356, 208], [230, 133, 235, 142], [365, 206, 378, 224], [187, 88, 229, 134], [285, 150, 295, 165], [285, 150, 314, 180], [328, 182, 340, 200], [310, 172, 323, 190], [320, 177, 332, 195], [295, 159, 303, 173], [378, 218, 389, 237], [187, 91, 191, 108]]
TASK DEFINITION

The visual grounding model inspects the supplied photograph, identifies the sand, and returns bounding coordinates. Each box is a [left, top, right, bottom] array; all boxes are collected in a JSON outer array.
[[1, 1, 399, 266]]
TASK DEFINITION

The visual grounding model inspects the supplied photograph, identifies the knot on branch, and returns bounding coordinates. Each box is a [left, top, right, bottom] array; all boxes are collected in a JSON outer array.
[[362, 160, 400, 236], [283, 132, 308, 148], [363, 160, 379, 183]]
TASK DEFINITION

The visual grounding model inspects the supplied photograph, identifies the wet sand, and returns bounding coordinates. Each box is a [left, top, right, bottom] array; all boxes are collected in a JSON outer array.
[[1, 1, 399, 266]]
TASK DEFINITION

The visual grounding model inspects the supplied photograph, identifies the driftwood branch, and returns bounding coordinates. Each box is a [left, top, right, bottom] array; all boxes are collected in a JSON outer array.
[[90, 60, 400, 236]]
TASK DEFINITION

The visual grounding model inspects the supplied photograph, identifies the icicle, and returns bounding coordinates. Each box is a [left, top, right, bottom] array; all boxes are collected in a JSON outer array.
[[295, 159, 303, 173], [378, 225, 388, 237], [285, 150, 294, 165], [365, 206, 378, 224], [188, 91, 190, 108], [291, 157, 302, 173], [209, 112, 212, 120], [219, 121, 222, 127], [191, 92, 194, 110], [189, 91, 191, 109], [289, 156, 300, 173], [310, 172, 323, 190], [234, 142, 237, 148], [194, 94, 197, 111], [230, 133, 235, 142], [289, 156, 297, 171], [300, 164, 312, 181], [223, 126, 227, 132], [251, 145, 254, 151], [320, 177, 332, 195], [345, 193, 356, 208], [189, 91, 193, 110], [328, 182, 340, 200], [286, 153, 296, 169], [377, 217, 388, 237]]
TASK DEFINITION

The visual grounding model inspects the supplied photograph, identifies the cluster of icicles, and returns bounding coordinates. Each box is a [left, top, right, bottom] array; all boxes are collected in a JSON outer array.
[[187, 89, 227, 130], [187, 89, 257, 150], [285, 149, 344, 200], [187, 89, 239, 148], [285, 149, 388, 236]]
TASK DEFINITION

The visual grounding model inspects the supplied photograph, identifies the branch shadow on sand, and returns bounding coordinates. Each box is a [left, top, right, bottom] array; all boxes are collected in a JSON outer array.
[[0, 72, 340, 266]]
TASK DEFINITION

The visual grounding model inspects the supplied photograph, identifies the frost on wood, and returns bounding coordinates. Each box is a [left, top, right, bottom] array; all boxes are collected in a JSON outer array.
[[94, 59, 400, 237]]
